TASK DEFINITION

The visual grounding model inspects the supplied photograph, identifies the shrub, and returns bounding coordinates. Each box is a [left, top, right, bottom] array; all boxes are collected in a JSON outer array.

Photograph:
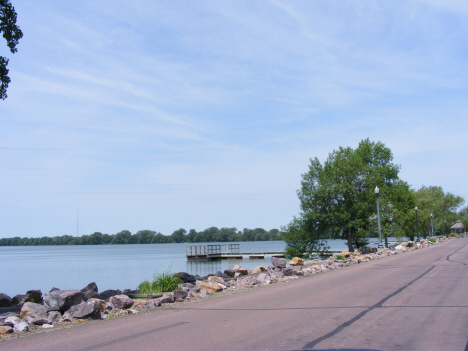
[[429, 238, 436, 243], [138, 265, 182, 293], [335, 254, 345, 261], [407, 242, 413, 248]]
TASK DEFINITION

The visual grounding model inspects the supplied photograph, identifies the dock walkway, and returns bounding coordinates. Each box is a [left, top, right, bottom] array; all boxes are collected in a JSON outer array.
[[185, 244, 341, 261]]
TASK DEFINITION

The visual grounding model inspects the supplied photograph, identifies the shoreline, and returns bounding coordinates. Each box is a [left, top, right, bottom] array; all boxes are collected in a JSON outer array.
[[0, 237, 451, 340]]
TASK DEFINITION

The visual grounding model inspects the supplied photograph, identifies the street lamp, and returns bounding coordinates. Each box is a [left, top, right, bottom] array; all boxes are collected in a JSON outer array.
[[375, 186, 383, 249], [415, 206, 420, 242], [431, 212, 434, 238]]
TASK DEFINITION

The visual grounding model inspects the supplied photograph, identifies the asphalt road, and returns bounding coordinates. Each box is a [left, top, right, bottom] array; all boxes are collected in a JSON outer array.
[[2, 238, 468, 351]]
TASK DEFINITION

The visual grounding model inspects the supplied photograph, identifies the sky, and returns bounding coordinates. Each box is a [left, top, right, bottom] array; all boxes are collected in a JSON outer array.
[[1, 0, 467, 239]]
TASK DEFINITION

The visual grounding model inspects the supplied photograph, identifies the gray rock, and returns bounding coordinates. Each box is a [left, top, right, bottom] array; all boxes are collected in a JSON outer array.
[[25, 290, 43, 304], [271, 257, 287, 268], [32, 317, 51, 325], [11, 294, 27, 306], [159, 292, 175, 304], [223, 269, 235, 277], [215, 271, 223, 277], [109, 294, 134, 309], [99, 289, 121, 301], [47, 311, 62, 323], [42, 324, 54, 329], [14, 321, 29, 332], [143, 299, 162, 309], [81, 282, 98, 300], [49, 287, 60, 293], [3, 316, 21, 327], [20, 302, 48, 319], [0, 293, 11, 307], [67, 301, 101, 320], [176, 272, 196, 283], [43, 290, 84, 311], [173, 290, 188, 301], [282, 267, 294, 276], [62, 312, 74, 322]]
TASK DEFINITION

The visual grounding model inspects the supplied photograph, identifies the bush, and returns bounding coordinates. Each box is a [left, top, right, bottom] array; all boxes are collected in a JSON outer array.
[[429, 238, 436, 243], [138, 265, 182, 293], [407, 242, 413, 248], [335, 254, 345, 261]]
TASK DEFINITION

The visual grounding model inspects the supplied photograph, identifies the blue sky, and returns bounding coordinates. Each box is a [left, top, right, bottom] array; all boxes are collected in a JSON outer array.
[[1, 0, 467, 238]]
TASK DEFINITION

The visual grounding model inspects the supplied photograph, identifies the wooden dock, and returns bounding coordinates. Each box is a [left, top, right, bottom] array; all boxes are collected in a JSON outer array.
[[185, 244, 341, 261], [185, 244, 285, 261]]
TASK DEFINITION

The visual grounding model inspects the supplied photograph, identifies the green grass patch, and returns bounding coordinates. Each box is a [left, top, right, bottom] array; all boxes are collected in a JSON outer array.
[[429, 238, 436, 243], [334, 254, 345, 261], [138, 265, 182, 293]]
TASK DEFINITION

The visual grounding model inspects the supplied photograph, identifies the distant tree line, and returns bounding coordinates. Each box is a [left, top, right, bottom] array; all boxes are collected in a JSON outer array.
[[0, 227, 281, 246]]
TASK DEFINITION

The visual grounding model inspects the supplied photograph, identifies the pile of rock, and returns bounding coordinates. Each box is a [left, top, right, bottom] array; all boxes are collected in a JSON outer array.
[[0, 236, 448, 337]]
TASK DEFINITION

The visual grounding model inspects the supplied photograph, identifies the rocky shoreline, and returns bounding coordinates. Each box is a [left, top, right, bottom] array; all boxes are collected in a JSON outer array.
[[0, 237, 448, 340]]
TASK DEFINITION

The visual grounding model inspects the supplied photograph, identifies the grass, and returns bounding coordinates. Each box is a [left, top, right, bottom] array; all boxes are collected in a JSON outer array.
[[138, 265, 182, 294], [334, 254, 345, 261], [429, 238, 436, 243]]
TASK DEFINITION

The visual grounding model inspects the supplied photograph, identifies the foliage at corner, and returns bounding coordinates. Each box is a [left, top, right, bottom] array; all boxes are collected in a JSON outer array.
[[0, 0, 23, 100], [283, 139, 411, 253], [138, 266, 182, 293]]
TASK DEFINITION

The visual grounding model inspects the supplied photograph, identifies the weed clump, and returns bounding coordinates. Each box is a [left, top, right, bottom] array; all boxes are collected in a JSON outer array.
[[138, 265, 182, 293]]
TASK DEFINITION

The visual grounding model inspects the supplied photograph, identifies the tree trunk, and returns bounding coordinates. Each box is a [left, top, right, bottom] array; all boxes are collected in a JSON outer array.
[[347, 227, 354, 252], [384, 236, 388, 248]]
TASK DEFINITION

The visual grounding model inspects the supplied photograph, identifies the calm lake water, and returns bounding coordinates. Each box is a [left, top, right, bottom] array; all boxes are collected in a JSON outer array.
[[0, 239, 398, 297]]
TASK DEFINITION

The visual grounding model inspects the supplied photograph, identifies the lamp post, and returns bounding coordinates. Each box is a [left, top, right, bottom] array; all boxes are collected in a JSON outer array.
[[375, 186, 383, 249], [431, 212, 434, 238], [415, 206, 420, 242]]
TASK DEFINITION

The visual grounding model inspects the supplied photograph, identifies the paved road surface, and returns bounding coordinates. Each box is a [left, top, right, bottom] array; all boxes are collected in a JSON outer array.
[[2, 238, 468, 351]]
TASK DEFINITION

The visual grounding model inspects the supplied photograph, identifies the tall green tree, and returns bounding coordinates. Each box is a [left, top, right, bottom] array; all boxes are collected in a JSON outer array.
[[287, 139, 401, 252], [414, 186, 464, 237], [1, 0, 23, 100]]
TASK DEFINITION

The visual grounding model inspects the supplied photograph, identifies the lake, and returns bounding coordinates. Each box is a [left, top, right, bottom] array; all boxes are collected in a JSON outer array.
[[0, 239, 396, 297]]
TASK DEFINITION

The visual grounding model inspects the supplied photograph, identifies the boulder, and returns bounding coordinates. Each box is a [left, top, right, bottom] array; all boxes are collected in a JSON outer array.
[[47, 311, 61, 323], [42, 324, 54, 329], [196, 281, 223, 293], [43, 290, 84, 311], [271, 257, 287, 268], [257, 273, 271, 285], [67, 301, 101, 320], [11, 294, 27, 306], [173, 290, 188, 301], [208, 276, 225, 284], [175, 272, 196, 283], [341, 251, 350, 258], [143, 299, 162, 309], [0, 293, 11, 307], [14, 320, 30, 332], [223, 269, 235, 277], [282, 267, 295, 276], [214, 271, 223, 277], [0, 326, 13, 334], [99, 289, 121, 301], [81, 282, 98, 300], [25, 290, 43, 304], [88, 298, 107, 313], [159, 293, 175, 304], [233, 265, 248, 275], [109, 294, 134, 309], [289, 257, 304, 266], [20, 302, 48, 319], [49, 287, 60, 292], [354, 249, 362, 255]]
